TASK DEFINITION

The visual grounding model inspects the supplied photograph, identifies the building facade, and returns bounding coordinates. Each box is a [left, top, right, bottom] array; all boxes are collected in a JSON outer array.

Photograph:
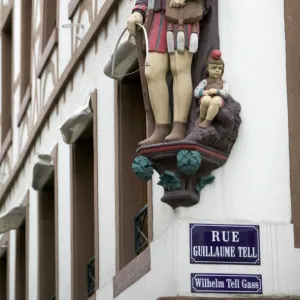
[[0, 0, 299, 299]]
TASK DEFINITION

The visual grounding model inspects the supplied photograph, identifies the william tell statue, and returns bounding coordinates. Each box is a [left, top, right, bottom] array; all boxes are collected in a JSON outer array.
[[127, 0, 212, 145], [120, 0, 242, 208]]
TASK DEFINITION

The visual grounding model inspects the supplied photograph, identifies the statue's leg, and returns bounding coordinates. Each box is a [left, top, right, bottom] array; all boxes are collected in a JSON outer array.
[[200, 96, 223, 128], [139, 52, 170, 146], [198, 96, 211, 126], [165, 50, 193, 142]]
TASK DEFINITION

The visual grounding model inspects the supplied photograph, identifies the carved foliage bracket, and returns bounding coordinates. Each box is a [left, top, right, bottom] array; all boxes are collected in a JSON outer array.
[[132, 141, 228, 209]]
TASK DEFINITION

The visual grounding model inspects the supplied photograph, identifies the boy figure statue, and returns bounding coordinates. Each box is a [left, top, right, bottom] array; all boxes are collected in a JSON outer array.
[[127, 0, 204, 146], [194, 50, 229, 128]]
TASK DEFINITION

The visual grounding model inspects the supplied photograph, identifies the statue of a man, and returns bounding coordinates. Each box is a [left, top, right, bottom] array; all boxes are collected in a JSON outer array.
[[127, 0, 205, 146]]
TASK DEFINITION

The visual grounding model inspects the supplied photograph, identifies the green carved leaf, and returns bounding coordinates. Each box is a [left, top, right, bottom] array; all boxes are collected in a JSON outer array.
[[177, 150, 202, 175], [157, 170, 181, 191], [196, 175, 215, 193], [132, 156, 153, 181]]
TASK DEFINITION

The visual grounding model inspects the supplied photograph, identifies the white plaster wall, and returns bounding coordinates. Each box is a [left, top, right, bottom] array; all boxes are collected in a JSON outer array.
[[40, 48, 57, 105], [0, 32, 2, 142], [72, 6, 92, 51], [96, 0, 105, 14], [97, 223, 177, 300], [27, 189, 38, 300], [95, 0, 176, 290], [97, 56, 116, 287], [33, 0, 40, 30], [12, 86, 20, 167], [176, 219, 300, 297], [2, 0, 10, 7], [8, 230, 16, 300], [58, 0, 72, 77], [161, 0, 300, 297], [12, 0, 21, 166], [31, 0, 41, 126], [57, 138, 71, 300], [152, 172, 176, 240], [96, 0, 132, 288], [179, 0, 291, 223], [12, 0, 21, 83]]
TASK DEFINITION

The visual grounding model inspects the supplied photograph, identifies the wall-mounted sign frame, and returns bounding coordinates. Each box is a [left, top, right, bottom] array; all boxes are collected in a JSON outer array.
[[191, 273, 263, 294], [190, 223, 260, 265]]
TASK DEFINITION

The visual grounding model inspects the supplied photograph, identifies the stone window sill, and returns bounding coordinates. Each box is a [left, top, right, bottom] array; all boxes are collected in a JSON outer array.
[[88, 293, 96, 300], [113, 247, 151, 298]]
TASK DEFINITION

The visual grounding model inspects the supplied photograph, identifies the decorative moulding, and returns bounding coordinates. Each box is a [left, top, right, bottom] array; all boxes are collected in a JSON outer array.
[[68, 0, 83, 20], [32, 154, 54, 190], [0, 231, 9, 257], [0, 0, 122, 208], [0, 205, 26, 235], [133, 141, 226, 209], [1, 1, 13, 31], [37, 27, 59, 78], [17, 84, 32, 127], [0, 129, 12, 166], [59, 94, 93, 144]]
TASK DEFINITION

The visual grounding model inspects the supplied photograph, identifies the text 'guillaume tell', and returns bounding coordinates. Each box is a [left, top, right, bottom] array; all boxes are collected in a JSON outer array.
[[192, 230, 258, 258]]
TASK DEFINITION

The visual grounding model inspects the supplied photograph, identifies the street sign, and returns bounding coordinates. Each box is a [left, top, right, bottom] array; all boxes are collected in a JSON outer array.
[[191, 273, 263, 294], [190, 224, 260, 265]]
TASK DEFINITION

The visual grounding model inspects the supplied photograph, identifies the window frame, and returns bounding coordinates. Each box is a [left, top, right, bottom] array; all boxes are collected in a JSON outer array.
[[20, 0, 33, 103], [37, 0, 59, 78], [113, 80, 153, 297], [0, 232, 9, 300], [70, 90, 100, 300], [37, 146, 59, 300], [15, 192, 29, 300], [1, 3, 13, 146]]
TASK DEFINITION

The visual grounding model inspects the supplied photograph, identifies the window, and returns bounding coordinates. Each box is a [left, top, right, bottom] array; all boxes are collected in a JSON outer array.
[[71, 94, 99, 300], [113, 67, 152, 297], [39, 177, 56, 299], [37, 0, 58, 79], [116, 67, 150, 270], [0, 250, 8, 299], [1, 8, 13, 144], [42, 0, 57, 50], [20, 0, 32, 101], [16, 221, 26, 300]]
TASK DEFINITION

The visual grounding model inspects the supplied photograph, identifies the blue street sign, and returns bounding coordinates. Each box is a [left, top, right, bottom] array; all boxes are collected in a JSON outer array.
[[191, 273, 263, 294], [190, 224, 260, 265]]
